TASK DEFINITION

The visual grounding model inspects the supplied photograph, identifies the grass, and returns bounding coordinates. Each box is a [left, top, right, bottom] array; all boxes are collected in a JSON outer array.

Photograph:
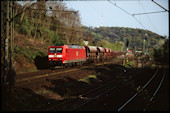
[[123, 60, 135, 68], [78, 74, 97, 84], [34, 89, 62, 100], [151, 63, 156, 69]]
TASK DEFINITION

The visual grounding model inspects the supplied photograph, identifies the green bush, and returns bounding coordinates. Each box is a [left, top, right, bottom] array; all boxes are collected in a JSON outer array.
[[52, 35, 63, 46], [41, 27, 54, 39], [21, 25, 30, 34], [14, 46, 47, 63], [36, 50, 46, 57]]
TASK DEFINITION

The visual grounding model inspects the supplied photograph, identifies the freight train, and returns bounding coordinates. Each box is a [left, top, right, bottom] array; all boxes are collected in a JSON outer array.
[[48, 45, 125, 68]]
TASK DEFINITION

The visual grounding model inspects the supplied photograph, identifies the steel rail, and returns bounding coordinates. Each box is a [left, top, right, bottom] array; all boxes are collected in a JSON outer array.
[[45, 67, 131, 110], [45, 62, 138, 111], [117, 68, 159, 111], [69, 67, 143, 111], [70, 68, 144, 111], [15, 68, 80, 83], [70, 85, 119, 111], [144, 68, 166, 111], [45, 80, 118, 110], [15, 57, 123, 86]]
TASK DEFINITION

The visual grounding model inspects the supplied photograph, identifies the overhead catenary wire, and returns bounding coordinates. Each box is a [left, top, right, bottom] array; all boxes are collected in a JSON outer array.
[[84, 2, 124, 39], [79, 1, 130, 39], [133, 16, 146, 29], [151, 0, 169, 12], [108, 0, 147, 30], [137, 0, 160, 36], [132, 10, 166, 16], [108, 0, 132, 16], [17, 1, 167, 37]]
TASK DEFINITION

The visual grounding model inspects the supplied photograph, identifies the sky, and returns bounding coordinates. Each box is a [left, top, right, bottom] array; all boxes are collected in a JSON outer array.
[[63, 0, 169, 37]]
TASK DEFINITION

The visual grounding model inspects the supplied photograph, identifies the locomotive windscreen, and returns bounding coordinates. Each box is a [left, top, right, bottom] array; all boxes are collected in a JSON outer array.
[[49, 48, 62, 53], [50, 48, 55, 53], [56, 48, 62, 53]]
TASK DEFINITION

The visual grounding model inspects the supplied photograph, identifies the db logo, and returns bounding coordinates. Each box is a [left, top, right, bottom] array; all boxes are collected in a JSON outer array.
[[76, 51, 78, 56]]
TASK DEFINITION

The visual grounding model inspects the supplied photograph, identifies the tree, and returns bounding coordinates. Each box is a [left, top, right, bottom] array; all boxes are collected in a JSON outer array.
[[153, 38, 169, 65]]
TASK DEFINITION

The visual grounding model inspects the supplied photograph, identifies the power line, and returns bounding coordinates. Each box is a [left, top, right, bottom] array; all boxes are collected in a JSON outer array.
[[133, 16, 146, 29], [108, 0, 147, 29], [137, 0, 160, 34], [151, 0, 169, 12], [108, 0, 132, 16], [132, 10, 166, 16]]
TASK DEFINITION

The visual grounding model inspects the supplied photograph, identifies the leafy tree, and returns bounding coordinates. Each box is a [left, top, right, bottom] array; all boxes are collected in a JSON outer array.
[[153, 38, 169, 65]]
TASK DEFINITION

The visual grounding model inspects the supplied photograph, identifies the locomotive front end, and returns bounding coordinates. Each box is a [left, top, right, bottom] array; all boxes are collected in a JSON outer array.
[[48, 46, 64, 67]]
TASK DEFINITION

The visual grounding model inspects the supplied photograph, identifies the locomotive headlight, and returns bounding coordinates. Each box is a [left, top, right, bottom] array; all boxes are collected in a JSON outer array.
[[48, 55, 54, 58], [57, 55, 62, 58]]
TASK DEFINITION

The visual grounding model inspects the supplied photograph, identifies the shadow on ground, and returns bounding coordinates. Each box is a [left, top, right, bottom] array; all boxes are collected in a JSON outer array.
[[44, 64, 126, 97], [34, 56, 49, 70], [1, 87, 57, 111], [3, 63, 168, 111]]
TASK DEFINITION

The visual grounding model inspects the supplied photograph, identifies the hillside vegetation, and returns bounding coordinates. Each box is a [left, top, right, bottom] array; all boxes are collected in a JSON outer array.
[[13, 1, 168, 73], [90, 27, 164, 49]]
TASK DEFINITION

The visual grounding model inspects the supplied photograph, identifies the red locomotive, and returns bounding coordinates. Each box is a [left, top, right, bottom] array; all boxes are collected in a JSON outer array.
[[48, 45, 86, 67], [48, 44, 125, 68]]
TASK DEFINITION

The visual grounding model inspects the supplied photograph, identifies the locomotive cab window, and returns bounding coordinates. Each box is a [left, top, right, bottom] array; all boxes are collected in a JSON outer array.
[[56, 48, 62, 53], [50, 48, 55, 53], [49, 48, 62, 53]]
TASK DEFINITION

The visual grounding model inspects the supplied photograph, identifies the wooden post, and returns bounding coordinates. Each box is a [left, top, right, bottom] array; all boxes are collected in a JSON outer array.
[[10, 1, 13, 68], [4, 1, 9, 86], [2, 1, 16, 87]]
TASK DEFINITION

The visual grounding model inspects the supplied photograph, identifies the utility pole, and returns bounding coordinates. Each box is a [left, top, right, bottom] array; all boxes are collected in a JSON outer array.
[[143, 33, 148, 55], [1, 1, 16, 88], [143, 38, 145, 55]]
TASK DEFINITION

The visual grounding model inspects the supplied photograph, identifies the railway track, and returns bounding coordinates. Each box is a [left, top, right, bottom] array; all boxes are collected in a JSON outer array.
[[118, 67, 166, 111], [21, 59, 135, 111], [15, 54, 141, 87], [41, 65, 143, 111], [71, 65, 164, 111], [15, 58, 125, 87], [34, 57, 148, 110], [3, 56, 159, 111], [15, 68, 82, 87], [144, 69, 166, 111], [11, 56, 155, 111], [64, 67, 158, 111]]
